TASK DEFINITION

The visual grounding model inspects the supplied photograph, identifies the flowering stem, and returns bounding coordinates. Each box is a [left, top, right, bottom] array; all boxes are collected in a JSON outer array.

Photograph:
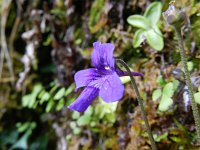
[[116, 59, 157, 150], [173, 27, 200, 139]]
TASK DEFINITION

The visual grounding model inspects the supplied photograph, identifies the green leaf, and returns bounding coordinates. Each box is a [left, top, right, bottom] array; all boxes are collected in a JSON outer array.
[[22, 94, 32, 107], [127, 15, 150, 29], [172, 80, 180, 91], [43, 35, 52, 46], [144, 2, 162, 25], [45, 100, 54, 112], [72, 111, 80, 120], [90, 121, 96, 127], [56, 98, 65, 111], [145, 27, 164, 51], [163, 82, 174, 97], [105, 113, 116, 123], [64, 84, 75, 96], [66, 97, 76, 106], [73, 127, 81, 135], [0, 129, 19, 146], [38, 90, 45, 99], [10, 129, 32, 150], [187, 61, 194, 72], [54, 88, 65, 100], [194, 92, 200, 104], [152, 89, 162, 101], [156, 75, 166, 87], [100, 99, 118, 114], [158, 94, 173, 111], [84, 106, 93, 116], [133, 29, 145, 48], [50, 8, 65, 20], [170, 135, 188, 144], [88, 0, 104, 26], [120, 76, 131, 84], [22, 84, 43, 108], [94, 104, 105, 119], [69, 122, 76, 129], [77, 115, 91, 126], [32, 84, 43, 96], [40, 92, 51, 104], [154, 132, 168, 142], [17, 122, 30, 133]]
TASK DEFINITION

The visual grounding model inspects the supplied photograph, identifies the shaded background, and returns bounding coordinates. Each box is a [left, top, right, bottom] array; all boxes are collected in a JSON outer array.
[[0, 0, 200, 149]]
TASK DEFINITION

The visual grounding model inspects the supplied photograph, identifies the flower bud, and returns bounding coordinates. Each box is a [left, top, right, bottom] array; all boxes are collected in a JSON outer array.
[[162, 4, 185, 27]]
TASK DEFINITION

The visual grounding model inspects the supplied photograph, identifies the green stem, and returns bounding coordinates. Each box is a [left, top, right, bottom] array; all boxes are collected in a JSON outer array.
[[116, 59, 157, 150], [174, 27, 200, 139]]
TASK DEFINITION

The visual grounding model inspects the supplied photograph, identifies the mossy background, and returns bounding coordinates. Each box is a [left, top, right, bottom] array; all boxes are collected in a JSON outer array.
[[0, 0, 200, 149]]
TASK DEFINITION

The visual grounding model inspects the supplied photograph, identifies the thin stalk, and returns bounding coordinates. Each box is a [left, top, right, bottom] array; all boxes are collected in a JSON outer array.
[[116, 59, 157, 150], [174, 27, 200, 139]]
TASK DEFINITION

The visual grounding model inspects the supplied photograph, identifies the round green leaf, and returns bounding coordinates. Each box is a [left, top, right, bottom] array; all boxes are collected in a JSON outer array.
[[187, 61, 194, 72], [145, 27, 164, 51], [133, 29, 146, 48], [144, 2, 162, 25], [77, 115, 91, 126], [72, 111, 80, 120], [194, 92, 200, 104], [163, 82, 174, 97], [127, 15, 150, 29], [69, 122, 77, 129], [158, 95, 173, 111], [152, 89, 162, 101], [73, 127, 81, 135]]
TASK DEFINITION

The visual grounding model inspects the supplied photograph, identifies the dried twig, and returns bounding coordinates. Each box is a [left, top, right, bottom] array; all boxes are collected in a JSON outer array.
[[0, 0, 14, 83], [8, 0, 23, 54], [15, 24, 39, 91]]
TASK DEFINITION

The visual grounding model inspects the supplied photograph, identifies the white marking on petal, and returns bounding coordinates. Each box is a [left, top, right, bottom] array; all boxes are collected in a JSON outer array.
[[105, 66, 110, 70]]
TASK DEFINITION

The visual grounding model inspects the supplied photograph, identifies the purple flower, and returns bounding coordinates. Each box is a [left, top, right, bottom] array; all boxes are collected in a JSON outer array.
[[68, 42, 143, 112]]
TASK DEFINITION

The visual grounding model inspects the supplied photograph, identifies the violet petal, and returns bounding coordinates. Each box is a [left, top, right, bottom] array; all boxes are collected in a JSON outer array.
[[74, 68, 100, 91], [99, 72, 124, 102], [68, 87, 99, 112], [91, 42, 115, 70]]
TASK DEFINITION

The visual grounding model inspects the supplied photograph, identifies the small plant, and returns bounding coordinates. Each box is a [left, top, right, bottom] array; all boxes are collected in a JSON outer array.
[[22, 82, 75, 112], [69, 99, 118, 135], [127, 2, 164, 51], [152, 78, 179, 111]]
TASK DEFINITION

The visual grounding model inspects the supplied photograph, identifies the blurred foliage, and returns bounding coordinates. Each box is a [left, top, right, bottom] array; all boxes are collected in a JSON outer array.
[[22, 82, 75, 112], [0, 0, 200, 149]]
